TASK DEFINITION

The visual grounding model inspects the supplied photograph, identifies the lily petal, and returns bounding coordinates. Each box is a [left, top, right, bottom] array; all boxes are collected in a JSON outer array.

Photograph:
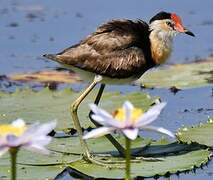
[[6, 135, 20, 147], [0, 137, 7, 146], [29, 136, 52, 146], [11, 119, 26, 128], [136, 103, 166, 127], [83, 127, 115, 139], [122, 128, 139, 140], [17, 121, 56, 145], [0, 120, 56, 155], [91, 114, 122, 128], [31, 121, 57, 136], [142, 125, 175, 138], [89, 104, 113, 119], [123, 101, 134, 126]]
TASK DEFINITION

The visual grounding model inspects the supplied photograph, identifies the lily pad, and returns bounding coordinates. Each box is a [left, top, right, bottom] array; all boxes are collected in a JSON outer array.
[[0, 149, 80, 180], [50, 136, 210, 179], [8, 58, 213, 90], [177, 118, 213, 147], [0, 135, 210, 179], [68, 149, 210, 179], [49, 134, 205, 157], [0, 165, 63, 180], [136, 59, 213, 89], [9, 70, 81, 84], [49, 135, 149, 155], [0, 88, 158, 129]]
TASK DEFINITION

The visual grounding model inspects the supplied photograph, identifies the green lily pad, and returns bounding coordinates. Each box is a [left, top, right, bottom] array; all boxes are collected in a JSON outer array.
[[9, 58, 213, 90], [0, 149, 80, 180], [177, 118, 213, 147], [136, 59, 213, 89], [0, 135, 209, 179], [0, 150, 79, 166], [9, 70, 81, 84], [0, 165, 63, 180], [68, 149, 211, 179], [51, 136, 210, 179], [49, 134, 205, 157], [0, 87, 212, 179], [0, 88, 158, 129]]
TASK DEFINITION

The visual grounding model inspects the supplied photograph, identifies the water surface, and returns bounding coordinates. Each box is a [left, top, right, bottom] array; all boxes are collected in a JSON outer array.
[[0, 0, 212, 179]]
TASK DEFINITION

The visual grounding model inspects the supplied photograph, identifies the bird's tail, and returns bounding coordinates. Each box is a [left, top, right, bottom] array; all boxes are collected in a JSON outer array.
[[43, 54, 58, 61]]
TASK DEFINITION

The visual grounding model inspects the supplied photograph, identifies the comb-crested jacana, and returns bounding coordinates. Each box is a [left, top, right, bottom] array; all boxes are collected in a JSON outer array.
[[44, 11, 194, 162]]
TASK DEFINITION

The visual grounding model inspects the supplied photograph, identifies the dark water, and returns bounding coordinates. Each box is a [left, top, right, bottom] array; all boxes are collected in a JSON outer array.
[[0, 0, 213, 74], [0, 0, 213, 179]]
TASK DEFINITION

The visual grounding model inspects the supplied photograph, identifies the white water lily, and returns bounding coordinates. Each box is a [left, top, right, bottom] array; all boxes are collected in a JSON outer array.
[[83, 101, 175, 140], [0, 119, 56, 156]]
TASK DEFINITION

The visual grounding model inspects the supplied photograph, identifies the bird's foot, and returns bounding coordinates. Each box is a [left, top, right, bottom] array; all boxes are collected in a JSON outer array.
[[82, 152, 163, 168], [134, 156, 164, 162], [83, 152, 125, 169]]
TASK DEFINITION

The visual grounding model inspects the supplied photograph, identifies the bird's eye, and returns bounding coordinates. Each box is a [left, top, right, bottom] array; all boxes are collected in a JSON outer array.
[[166, 21, 173, 27]]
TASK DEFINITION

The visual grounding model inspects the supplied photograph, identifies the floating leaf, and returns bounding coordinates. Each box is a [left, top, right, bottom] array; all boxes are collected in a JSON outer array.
[[8, 58, 213, 89], [9, 70, 81, 84], [0, 131, 210, 179], [49, 134, 205, 157], [68, 149, 210, 179], [0, 165, 62, 180], [136, 59, 213, 88], [0, 149, 80, 180], [177, 118, 213, 147], [0, 88, 158, 129], [51, 135, 210, 179], [49, 135, 153, 155]]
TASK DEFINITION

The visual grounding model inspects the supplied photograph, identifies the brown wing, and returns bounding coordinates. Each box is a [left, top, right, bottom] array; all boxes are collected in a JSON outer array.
[[44, 19, 154, 78]]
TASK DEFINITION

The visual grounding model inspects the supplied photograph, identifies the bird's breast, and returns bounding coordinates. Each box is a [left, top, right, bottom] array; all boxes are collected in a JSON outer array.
[[150, 31, 173, 64], [151, 45, 172, 64]]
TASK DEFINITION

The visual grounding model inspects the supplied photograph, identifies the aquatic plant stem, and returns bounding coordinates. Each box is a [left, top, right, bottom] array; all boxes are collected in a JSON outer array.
[[125, 137, 131, 180], [9, 148, 18, 180]]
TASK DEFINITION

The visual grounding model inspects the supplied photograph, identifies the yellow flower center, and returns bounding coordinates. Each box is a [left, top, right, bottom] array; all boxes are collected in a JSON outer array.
[[0, 125, 26, 137], [114, 108, 143, 123]]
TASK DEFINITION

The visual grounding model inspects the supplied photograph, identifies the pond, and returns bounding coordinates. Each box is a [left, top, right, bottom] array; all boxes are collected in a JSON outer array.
[[0, 0, 212, 179]]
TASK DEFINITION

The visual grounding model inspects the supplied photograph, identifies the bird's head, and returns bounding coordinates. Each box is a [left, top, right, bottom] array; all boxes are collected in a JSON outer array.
[[149, 11, 195, 38], [148, 11, 194, 64]]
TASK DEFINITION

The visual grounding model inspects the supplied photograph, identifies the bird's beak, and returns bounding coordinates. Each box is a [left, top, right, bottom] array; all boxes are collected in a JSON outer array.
[[175, 23, 195, 37], [184, 28, 195, 37]]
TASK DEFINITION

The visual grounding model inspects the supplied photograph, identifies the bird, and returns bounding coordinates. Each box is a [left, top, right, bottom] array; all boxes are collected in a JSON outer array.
[[43, 11, 194, 162]]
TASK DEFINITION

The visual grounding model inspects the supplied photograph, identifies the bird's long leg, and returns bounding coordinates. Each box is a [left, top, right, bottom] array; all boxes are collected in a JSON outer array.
[[93, 83, 105, 105], [89, 83, 126, 157], [70, 75, 102, 161]]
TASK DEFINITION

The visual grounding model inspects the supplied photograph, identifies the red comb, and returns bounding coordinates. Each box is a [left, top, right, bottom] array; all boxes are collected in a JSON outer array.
[[171, 13, 183, 26], [171, 13, 185, 32]]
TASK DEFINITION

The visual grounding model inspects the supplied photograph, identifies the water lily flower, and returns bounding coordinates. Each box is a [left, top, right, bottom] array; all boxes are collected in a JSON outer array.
[[0, 119, 56, 156], [83, 101, 175, 140]]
